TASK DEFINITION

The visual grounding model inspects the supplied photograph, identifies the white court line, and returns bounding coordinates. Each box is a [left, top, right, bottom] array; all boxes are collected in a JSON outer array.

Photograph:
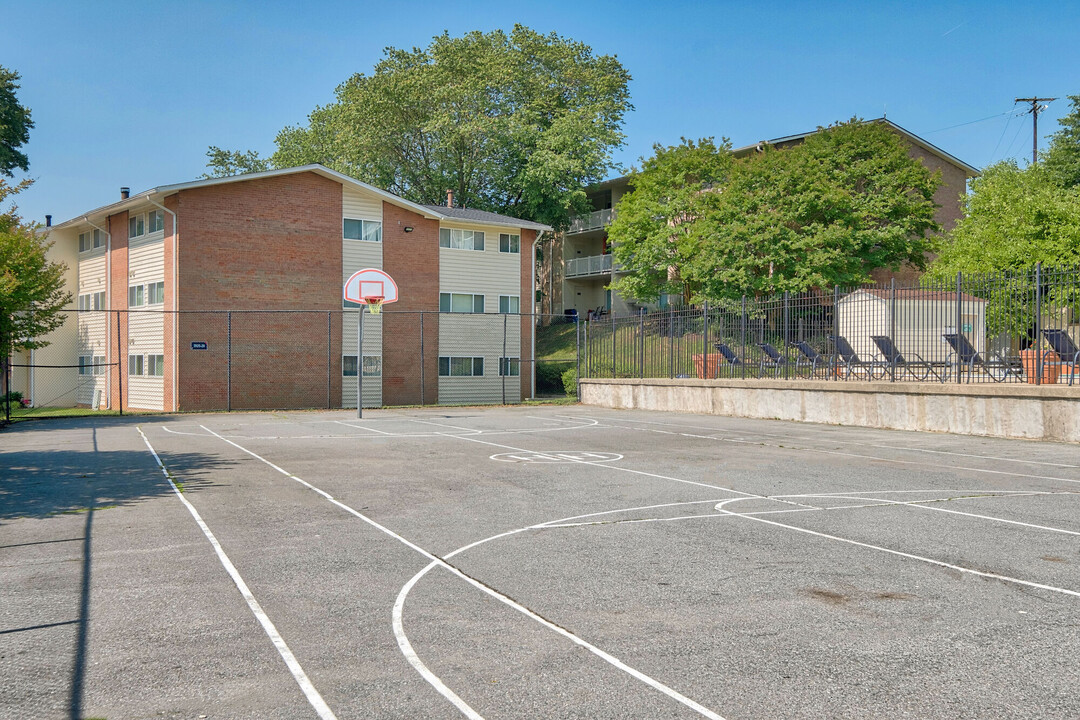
[[136, 428, 338, 720], [191, 424, 726, 720], [574, 415, 1080, 487], [712, 498, 1080, 599], [333, 420, 398, 435], [567, 413, 1080, 470], [160, 418, 601, 441], [406, 418, 483, 434]]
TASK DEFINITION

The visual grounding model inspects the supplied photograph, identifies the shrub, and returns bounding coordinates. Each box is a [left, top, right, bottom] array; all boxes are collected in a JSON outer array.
[[561, 367, 578, 397], [3, 390, 24, 403], [536, 361, 569, 394]]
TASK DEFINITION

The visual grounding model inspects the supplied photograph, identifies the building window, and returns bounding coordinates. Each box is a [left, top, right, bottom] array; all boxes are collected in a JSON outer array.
[[440, 292, 485, 313], [147, 355, 165, 376], [499, 357, 520, 377], [128, 354, 144, 376], [129, 214, 145, 239], [78, 229, 105, 252], [78, 355, 106, 375], [343, 219, 382, 243], [77, 292, 106, 311], [342, 355, 382, 377], [148, 210, 164, 233], [499, 233, 520, 254], [128, 285, 145, 307], [438, 356, 484, 377], [439, 228, 484, 251], [147, 281, 165, 305], [499, 295, 520, 314]]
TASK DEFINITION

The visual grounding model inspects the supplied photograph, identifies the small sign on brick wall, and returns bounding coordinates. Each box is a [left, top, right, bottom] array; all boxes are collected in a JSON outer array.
[[191, 341, 208, 350]]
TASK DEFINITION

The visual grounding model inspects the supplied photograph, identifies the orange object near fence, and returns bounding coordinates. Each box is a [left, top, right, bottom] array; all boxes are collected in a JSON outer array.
[[1020, 349, 1060, 384]]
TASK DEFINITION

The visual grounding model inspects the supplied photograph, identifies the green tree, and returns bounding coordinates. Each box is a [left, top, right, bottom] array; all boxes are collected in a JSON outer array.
[[927, 161, 1080, 276], [0, 66, 34, 177], [610, 120, 941, 304], [202, 146, 270, 178], [1, 179, 72, 365], [608, 138, 734, 304], [261, 25, 631, 229], [1043, 94, 1080, 189]]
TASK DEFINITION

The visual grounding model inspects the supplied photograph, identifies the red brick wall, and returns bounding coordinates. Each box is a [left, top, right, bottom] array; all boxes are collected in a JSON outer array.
[[520, 229, 537, 398], [162, 201, 177, 411], [381, 202, 439, 405], [173, 172, 343, 411], [107, 211, 129, 411]]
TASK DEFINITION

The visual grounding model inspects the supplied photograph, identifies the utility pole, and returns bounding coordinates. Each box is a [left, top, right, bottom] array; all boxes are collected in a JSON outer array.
[[1015, 97, 1056, 163]]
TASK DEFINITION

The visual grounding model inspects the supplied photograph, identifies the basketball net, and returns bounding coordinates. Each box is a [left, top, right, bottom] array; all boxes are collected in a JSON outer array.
[[365, 296, 385, 315]]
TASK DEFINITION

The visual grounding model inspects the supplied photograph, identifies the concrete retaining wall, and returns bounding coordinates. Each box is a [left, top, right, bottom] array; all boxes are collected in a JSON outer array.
[[580, 378, 1080, 443]]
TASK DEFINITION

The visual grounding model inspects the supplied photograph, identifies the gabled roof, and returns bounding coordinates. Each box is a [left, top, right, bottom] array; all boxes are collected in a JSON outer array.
[[422, 205, 551, 232], [52, 164, 551, 232], [731, 118, 980, 176]]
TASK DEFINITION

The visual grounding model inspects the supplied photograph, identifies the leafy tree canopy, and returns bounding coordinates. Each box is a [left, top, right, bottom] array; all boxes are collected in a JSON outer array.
[[608, 137, 734, 304], [1, 179, 72, 356], [926, 160, 1080, 279], [0, 66, 34, 178], [211, 25, 632, 230], [610, 120, 941, 303], [202, 146, 270, 178], [1043, 94, 1080, 189]]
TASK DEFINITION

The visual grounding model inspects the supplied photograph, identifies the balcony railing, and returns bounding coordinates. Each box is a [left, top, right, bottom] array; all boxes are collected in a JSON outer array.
[[566, 253, 614, 278], [568, 208, 614, 234]]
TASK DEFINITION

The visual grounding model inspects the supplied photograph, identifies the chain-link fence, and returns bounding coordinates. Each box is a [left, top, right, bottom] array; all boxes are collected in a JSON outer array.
[[3, 310, 568, 420], [581, 264, 1080, 386]]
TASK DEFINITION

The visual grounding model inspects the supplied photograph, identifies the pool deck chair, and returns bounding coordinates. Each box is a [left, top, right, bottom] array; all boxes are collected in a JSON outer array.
[[871, 335, 942, 382], [712, 342, 746, 377], [942, 333, 1018, 383], [828, 335, 881, 380], [1042, 329, 1080, 386], [758, 342, 789, 378], [791, 340, 828, 379]]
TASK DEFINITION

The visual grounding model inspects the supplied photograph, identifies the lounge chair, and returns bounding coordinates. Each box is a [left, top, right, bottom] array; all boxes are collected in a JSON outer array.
[[790, 340, 828, 378], [711, 342, 747, 378], [1042, 329, 1080, 386], [942, 333, 1019, 383], [758, 342, 789, 378], [828, 335, 884, 380], [871, 335, 943, 382]]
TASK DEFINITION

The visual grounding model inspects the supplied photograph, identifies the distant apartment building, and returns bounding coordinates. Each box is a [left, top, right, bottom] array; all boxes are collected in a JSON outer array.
[[13, 165, 549, 411], [544, 119, 978, 318]]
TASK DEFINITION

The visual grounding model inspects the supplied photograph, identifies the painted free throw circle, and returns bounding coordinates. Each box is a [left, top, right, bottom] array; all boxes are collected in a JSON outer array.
[[490, 451, 623, 464]]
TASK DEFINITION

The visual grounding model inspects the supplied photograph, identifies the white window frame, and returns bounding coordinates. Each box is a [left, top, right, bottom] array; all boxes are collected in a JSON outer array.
[[342, 355, 382, 377], [148, 210, 164, 233], [439, 228, 485, 251], [499, 357, 520, 377], [343, 218, 382, 243], [78, 229, 105, 253], [147, 281, 165, 305], [440, 292, 485, 314], [499, 295, 520, 314], [128, 284, 145, 307], [128, 354, 144, 376], [438, 356, 485, 377], [499, 233, 520, 254]]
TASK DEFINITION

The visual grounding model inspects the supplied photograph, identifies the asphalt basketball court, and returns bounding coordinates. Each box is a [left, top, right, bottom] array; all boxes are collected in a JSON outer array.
[[2, 405, 1079, 719]]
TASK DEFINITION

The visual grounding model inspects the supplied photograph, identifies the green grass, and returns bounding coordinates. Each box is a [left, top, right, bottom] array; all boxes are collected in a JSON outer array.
[[536, 322, 579, 361], [6, 406, 151, 422]]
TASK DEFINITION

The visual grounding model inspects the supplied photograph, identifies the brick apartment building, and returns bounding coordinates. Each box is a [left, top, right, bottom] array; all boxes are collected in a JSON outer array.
[[24, 165, 549, 411]]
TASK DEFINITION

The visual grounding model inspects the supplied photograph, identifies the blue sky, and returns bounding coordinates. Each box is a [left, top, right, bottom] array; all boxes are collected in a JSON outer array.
[[5, 0, 1079, 225]]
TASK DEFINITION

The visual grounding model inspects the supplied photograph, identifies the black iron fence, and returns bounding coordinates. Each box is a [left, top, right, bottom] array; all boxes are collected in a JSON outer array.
[[580, 264, 1080, 387], [3, 310, 571, 421]]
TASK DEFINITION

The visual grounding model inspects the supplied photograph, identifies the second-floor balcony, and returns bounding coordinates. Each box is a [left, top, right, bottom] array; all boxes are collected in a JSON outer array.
[[568, 208, 614, 234], [566, 253, 614, 278]]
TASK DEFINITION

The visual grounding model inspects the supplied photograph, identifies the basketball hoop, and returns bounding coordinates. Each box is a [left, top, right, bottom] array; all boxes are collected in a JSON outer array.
[[364, 296, 385, 315]]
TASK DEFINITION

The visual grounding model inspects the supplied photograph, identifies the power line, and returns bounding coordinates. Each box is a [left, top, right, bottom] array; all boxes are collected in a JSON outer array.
[[926, 109, 1024, 135], [1015, 96, 1056, 163]]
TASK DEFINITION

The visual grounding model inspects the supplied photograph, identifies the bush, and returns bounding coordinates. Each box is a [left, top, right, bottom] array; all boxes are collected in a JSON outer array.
[[3, 390, 24, 403], [561, 367, 578, 397], [536, 361, 570, 394]]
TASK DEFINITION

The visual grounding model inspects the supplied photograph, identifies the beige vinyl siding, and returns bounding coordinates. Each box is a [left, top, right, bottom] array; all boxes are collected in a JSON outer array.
[[343, 185, 383, 222], [341, 313, 382, 408], [437, 314, 521, 404], [343, 235, 382, 293], [75, 249, 110, 407], [438, 224, 522, 404], [127, 237, 166, 410]]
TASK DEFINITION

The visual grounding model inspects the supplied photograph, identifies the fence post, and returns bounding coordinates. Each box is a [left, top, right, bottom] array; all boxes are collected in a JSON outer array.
[[583, 315, 589, 379], [576, 314, 582, 394], [890, 279, 896, 383], [832, 286, 840, 381], [1035, 262, 1042, 386], [227, 311, 232, 411], [702, 301, 709, 379], [741, 295, 747, 379], [420, 311, 425, 406], [327, 312, 331, 409], [116, 310, 123, 416], [639, 307, 645, 379], [669, 303, 675, 379], [784, 291, 790, 380], [357, 308, 363, 418], [611, 309, 616, 378], [2, 305, 9, 422], [502, 312, 508, 405], [956, 272, 963, 385]]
